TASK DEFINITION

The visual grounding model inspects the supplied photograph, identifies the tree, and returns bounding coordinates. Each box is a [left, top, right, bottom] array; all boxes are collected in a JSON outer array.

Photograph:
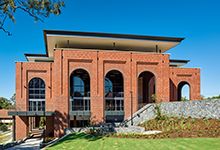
[[0, 97, 13, 109], [207, 94, 220, 100], [0, 0, 65, 35], [181, 96, 189, 101], [200, 95, 205, 100], [10, 93, 16, 105]]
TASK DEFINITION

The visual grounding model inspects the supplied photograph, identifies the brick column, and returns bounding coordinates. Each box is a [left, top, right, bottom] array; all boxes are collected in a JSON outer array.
[[45, 116, 54, 137], [91, 51, 104, 124], [15, 116, 29, 140], [53, 50, 68, 137]]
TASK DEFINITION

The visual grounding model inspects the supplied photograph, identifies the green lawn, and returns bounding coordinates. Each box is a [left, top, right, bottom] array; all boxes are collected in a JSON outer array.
[[47, 133, 220, 150]]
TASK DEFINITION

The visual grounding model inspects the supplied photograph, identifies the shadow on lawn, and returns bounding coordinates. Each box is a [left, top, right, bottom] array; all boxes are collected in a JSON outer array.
[[51, 133, 104, 147]]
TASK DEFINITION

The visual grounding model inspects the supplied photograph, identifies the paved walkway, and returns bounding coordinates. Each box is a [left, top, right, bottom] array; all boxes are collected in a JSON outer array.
[[0, 131, 12, 144], [6, 137, 42, 150]]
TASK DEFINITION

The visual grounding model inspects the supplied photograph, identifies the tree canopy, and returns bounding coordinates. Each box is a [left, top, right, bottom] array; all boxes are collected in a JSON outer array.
[[0, 0, 64, 35], [0, 97, 13, 109], [207, 94, 220, 100]]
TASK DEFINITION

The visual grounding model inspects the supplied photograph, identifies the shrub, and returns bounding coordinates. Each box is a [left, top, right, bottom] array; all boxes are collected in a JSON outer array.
[[39, 117, 46, 129], [154, 104, 167, 120], [0, 124, 8, 132], [151, 94, 157, 103]]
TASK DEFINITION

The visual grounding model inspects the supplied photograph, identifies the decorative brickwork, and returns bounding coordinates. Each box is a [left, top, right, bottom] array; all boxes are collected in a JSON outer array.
[[14, 49, 200, 139]]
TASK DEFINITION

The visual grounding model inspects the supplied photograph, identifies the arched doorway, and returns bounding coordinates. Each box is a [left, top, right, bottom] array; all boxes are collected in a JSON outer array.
[[70, 69, 90, 127], [105, 70, 124, 123], [178, 81, 190, 101], [138, 71, 156, 109]]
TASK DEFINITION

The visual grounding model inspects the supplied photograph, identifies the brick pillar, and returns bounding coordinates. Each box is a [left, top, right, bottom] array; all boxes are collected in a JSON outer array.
[[15, 116, 29, 140], [131, 59, 138, 113], [91, 52, 104, 124], [191, 69, 201, 100], [53, 50, 68, 137], [12, 116, 16, 141], [169, 79, 178, 101], [45, 116, 54, 137], [124, 59, 132, 119]]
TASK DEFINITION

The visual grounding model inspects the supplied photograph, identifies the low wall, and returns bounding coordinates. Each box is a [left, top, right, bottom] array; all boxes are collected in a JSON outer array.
[[125, 99, 220, 126], [160, 99, 220, 119]]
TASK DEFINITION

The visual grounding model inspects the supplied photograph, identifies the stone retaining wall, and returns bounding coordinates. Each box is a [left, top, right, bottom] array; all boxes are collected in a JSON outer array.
[[160, 99, 220, 119], [125, 99, 220, 126]]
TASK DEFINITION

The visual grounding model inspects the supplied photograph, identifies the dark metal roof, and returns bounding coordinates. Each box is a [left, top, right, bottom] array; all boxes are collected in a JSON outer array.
[[44, 30, 184, 42], [170, 59, 190, 63], [43, 30, 185, 56], [24, 53, 47, 57]]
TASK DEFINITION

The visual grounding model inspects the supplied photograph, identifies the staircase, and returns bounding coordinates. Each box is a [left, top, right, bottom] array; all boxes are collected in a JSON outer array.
[[119, 103, 157, 127], [30, 129, 44, 138]]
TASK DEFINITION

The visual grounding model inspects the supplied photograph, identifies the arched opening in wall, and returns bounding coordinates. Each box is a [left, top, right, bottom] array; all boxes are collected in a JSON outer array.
[[138, 71, 156, 109], [178, 81, 190, 101], [70, 69, 90, 127], [29, 78, 45, 111], [28, 77, 46, 129], [105, 70, 124, 123]]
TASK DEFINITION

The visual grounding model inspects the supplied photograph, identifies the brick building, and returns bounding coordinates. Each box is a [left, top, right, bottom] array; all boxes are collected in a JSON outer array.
[[9, 30, 200, 140]]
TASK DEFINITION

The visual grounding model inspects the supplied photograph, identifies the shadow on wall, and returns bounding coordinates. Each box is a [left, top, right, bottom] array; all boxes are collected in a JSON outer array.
[[90, 115, 106, 126], [54, 110, 68, 137], [170, 79, 177, 102]]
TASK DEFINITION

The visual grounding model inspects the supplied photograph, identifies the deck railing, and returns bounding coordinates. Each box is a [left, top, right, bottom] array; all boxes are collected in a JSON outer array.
[[70, 97, 90, 111]]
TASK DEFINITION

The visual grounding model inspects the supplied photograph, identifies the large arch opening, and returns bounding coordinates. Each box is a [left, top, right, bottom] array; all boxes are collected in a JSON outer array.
[[178, 81, 190, 101], [138, 71, 156, 109], [70, 69, 90, 127], [105, 70, 124, 123]]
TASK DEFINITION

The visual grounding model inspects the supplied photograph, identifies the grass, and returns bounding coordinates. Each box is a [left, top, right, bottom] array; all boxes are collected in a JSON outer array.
[[47, 133, 220, 150]]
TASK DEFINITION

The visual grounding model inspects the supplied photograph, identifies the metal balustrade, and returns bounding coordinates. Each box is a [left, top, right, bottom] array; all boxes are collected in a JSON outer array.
[[29, 100, 45, 111], [105, 97, 124, 111], [70, 97, 90, 111]]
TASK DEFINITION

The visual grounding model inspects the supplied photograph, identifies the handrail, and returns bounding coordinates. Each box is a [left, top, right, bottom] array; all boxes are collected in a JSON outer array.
[[118, 104, 154, 127]]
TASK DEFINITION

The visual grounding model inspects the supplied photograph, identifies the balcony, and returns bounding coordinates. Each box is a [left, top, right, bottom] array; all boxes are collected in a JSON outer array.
[[69, 97, 91, 116], [105, 95, 124, 118], [8, 102, 54, 117], [28, 99, 45, 111]]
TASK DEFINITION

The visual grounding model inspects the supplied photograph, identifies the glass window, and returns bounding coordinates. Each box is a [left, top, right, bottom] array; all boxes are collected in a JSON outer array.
[[105, 70, 124, 111], [28, 78, 46, 111], [70, 69, 90, 111]]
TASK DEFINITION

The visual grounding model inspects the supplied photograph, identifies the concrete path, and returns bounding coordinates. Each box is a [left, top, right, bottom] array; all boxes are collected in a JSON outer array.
[[6, 138, 42, 150], [0, 131, 12, 144]]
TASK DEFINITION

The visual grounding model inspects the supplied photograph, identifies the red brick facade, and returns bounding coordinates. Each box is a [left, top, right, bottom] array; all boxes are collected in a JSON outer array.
[[14, 49, 200, 140]]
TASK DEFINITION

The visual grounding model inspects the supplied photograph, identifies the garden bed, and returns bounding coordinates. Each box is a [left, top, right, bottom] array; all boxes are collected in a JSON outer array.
[[135, 116, 220, 139]]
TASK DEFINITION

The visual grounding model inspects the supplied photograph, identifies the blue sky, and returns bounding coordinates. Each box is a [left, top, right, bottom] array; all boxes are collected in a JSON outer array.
[[0, 0, 220, 99]]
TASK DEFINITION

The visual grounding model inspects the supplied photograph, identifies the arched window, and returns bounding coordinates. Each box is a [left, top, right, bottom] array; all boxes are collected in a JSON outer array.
[[105, 70, 124, 122], [138, 71, 156, 109], [105, 78, 113, 95], [105, 70, 124, 111], [70, 69, 90, 111], [28, 78, 45, 111], [178, 81, 190, 101]]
